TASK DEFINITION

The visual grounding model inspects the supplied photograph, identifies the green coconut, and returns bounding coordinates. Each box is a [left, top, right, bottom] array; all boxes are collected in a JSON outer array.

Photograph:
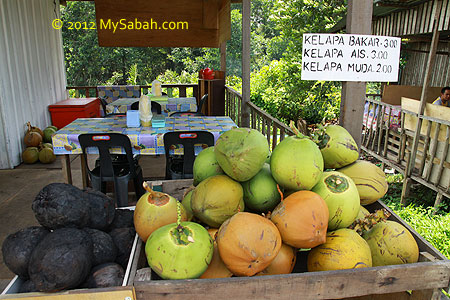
[[363, 220, 419, 266], [38, 148, 56, 164], [214, 128, 269, 182], [43, 127, 57, 143], [22, 147, 39, 164], [271, 135, 324, 191], [145, 221, 213, 279], [191, 175, 244, 228], [48, 125, 58, 131], [42, 143, 53, 149], [193, 147, 224, 186], [316, 125, 359, 169], [241, 164, 281, 213], [182, 190, 194, 221], [311, 171, 360, 230]]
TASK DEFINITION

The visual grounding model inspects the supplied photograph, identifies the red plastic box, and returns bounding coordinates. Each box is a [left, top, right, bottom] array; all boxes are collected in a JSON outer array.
[[48, 98, 100, 129]]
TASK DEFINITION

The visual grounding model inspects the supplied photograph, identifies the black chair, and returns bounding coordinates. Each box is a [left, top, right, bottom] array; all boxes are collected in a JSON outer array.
[[130, 101, 162, 114], [170, 94, 208, 117], [163, 131, 214, 179], [78, 133, 145, 207]]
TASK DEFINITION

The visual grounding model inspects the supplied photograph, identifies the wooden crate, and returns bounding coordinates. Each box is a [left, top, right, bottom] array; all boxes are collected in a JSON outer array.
[[0, 207, 140, 300], [128, 180, 450, 300]]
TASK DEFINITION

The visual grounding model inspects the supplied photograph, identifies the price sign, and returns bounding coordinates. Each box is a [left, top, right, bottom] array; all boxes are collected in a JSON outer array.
[[301, 33, 401, 82]]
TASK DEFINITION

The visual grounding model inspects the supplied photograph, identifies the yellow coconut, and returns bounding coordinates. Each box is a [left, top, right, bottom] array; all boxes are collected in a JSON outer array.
[[307, 228, 372, 272], [199, 229, 233, 279], [363, 220, 419, 266], [338, 160, 388, 205], [256, 243, 297, 276], [134, 183, 187, 242]]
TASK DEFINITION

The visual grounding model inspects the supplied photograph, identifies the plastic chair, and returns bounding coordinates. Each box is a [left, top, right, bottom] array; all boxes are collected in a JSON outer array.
[[78, 133, 145, 207], [170, 94, 208, 117], [163, 131, 214, 179], [130, 101, 162, 114], [100, 98, 126, 118]]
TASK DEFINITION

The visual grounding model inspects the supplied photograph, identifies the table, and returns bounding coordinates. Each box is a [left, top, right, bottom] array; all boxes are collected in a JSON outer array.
[[106, 97, 197, 116], [52, 115, 237, 186]]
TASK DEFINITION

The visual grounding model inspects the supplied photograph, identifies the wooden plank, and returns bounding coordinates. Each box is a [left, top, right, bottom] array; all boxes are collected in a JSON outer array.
[[218, 0, 231, 43], [203, 0, 219, 29], [418, 120, 432, 177], [0, 286, 136, 300], [433, 125, 450, 186], [94, 0, 226, 47], [60, 154, 72, 185], [133, 260, 450, 300], [241, 0, 250, 127]]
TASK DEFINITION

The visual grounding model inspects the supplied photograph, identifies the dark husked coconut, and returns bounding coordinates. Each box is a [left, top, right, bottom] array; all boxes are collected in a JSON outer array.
[[83, 228, 117, 266], [83, 263, 124, 288], [108, 209, 134, 230], [1, 226, 49, 278], [28, 228, 93, 292], [32, 183, 89, 229], [18, 280, 38, 293], [83, 188, 115, 231], [109, 227, 136, 269]]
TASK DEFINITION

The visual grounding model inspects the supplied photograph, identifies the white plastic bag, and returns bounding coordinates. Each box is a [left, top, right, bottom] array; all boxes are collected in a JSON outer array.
[[151, 80, 162, 97], [139, 94, 152, 126]]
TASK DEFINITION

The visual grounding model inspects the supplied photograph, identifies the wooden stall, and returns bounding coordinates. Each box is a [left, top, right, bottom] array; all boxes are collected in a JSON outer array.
[[123, 180, 450, 300]]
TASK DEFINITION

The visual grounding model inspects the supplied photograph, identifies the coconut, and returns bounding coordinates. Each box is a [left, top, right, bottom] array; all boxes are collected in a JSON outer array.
[[134, 183, 188, 242], [182, 190, 194, 221], [307, 228, 372, 272], [193, 147, 224, 186], [199, 229, 233, 279], [363, 220, 419, 266], [271, 135, 324, 191], [216, 212, 282, 276], [241, 164, 281, 213], [38, 147, 56, 164], [145, 221, 213, 279], [214, 128, 269, 182], [316, 125, 359, 169], [271, 190, 328, 249], [256, 243, 297, 276], [191, 175, 244, 228], [43, 127, 57, 143], [356, 205, 370, 220], [311, 171, 360, 230], [338, 160, 388, 205], [24, 122, 42, 147], [22, 147, 39, 164]]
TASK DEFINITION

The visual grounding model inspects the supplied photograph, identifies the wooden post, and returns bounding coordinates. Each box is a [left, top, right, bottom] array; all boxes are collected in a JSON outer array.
[[401, 0, 442, 205], [220, 41, 226, 73], [241, 0, 251, 127], [340, 0, 372, 149]]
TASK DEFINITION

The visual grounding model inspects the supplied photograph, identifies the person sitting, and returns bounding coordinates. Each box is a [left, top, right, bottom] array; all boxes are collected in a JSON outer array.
[[432, 86, 450, 107]]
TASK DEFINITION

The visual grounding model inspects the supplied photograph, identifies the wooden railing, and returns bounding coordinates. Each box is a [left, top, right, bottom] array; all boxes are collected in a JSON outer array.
[[66, 84, 198, 99], [225, 86, 294, 149]]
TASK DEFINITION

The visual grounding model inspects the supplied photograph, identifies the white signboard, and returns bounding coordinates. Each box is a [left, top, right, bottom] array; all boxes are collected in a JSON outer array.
[[301, 33, 401, 82]]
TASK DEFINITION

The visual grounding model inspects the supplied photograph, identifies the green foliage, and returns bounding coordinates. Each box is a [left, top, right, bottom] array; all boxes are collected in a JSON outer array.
[[382, 173, 450, 259]]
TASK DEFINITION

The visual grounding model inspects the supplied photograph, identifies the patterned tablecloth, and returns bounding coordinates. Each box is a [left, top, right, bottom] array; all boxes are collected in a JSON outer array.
[[52, 116, 237, 155], [106, 97, 197, 116]]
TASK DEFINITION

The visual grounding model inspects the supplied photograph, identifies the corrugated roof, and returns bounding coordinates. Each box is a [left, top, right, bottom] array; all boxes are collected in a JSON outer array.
[[330, 0, 434, 33]]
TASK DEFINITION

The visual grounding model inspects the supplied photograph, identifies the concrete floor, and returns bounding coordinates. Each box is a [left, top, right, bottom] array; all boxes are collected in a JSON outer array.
[[0, 154, 166, 290]]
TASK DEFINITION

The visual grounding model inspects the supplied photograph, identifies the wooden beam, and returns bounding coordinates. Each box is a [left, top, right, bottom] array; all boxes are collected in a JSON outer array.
[[241, 0, 250, 127], [220, 41, 226, 72], [339, 0, 372, 149]]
